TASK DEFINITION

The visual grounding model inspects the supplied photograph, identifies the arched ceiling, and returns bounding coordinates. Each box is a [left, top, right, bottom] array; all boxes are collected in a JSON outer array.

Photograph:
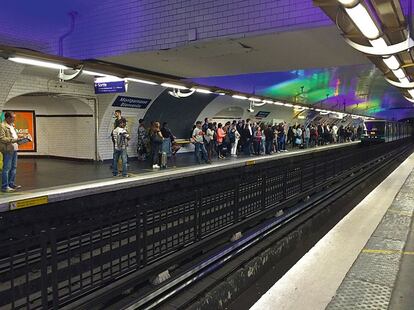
[[188, 64, 414, 120]]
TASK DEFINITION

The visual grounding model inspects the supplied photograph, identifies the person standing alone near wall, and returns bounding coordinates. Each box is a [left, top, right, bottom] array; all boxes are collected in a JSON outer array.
[[0, 112, 29, 192], [112, 117, 130, 177]]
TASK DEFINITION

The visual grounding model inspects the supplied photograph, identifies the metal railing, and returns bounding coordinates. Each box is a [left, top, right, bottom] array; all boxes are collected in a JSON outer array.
[[0, 141, 408, 309]]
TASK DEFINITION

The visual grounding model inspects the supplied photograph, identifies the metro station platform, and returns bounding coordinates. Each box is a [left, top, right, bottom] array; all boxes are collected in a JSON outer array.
[[251, 151, 414, 310], [0, 141, 359, 212]]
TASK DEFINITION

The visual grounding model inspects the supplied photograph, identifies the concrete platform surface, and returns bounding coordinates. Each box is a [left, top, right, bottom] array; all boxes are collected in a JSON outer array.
[[0, 141, 358, 212], [250, 151, 414, 310]]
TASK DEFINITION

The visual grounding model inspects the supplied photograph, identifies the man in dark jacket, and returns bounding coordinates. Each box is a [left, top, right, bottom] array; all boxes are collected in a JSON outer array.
[[264, 124, 275, 155]]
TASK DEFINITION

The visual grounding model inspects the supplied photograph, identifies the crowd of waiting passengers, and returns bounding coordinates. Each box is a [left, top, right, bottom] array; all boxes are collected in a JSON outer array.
[[111, 110, 364, 176]]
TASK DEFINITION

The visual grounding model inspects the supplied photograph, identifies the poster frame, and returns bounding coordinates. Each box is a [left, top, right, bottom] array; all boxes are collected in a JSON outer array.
[[13, 110, 37, 153]]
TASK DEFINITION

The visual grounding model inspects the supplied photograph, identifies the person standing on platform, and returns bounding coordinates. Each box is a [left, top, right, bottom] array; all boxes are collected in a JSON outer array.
[[264, 124, 274, 155], [161, 122, 174, 156], [242, 119, 253, 156], [205, 123, 215, 162], [216, 123, 226, 159], [112, 118, 130, 177], [304, 125, 310, 148], [137, 119, 148, 161], [111, 110, 123, 146], [229, 121, 240, 157], [202, 118, 209, 133], [332, 124, 338, 143], [192, 121, 210, 164], [0, 112, 28, 192], [150, 122, 164, 169], [110, 110, 123, 169]]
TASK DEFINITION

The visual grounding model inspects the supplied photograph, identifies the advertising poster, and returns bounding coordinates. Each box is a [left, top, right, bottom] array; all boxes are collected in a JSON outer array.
[[15, 111, 36, 151], [1, 111, 37, 152]]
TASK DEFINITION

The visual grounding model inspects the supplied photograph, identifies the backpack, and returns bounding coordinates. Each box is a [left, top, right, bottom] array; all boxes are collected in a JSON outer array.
[[228, 129, 236, 143], [213, 130, 218, 142]]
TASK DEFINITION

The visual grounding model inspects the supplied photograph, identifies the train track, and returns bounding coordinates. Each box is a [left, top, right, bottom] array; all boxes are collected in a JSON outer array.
[[106, 143, 413, 310]]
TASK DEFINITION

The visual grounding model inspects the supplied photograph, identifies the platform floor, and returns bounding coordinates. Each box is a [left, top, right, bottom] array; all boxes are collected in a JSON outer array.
[[250, 151, 414, 310], [1, 142, 358, 201]]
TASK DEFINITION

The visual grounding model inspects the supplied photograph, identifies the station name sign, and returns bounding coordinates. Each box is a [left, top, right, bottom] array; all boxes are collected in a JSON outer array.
[[94, 77, 126, 94], [112, 96, 152, 109]]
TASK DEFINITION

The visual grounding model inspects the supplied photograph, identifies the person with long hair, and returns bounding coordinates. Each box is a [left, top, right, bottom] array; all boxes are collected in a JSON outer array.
[[150, 122, 163, 169]]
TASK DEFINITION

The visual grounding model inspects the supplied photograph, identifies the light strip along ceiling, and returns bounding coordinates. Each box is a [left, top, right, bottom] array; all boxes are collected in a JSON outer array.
[[314, 0, 414, 103]]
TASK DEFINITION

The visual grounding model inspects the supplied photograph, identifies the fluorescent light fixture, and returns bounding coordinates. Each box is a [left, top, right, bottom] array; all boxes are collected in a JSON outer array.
[[383, 56, 400, 71], [274, 101, 284, 106], [408, 89, 414, 98], [216, 92, 226, 96], [82, 70, 110, 77], [320, 111, 330, 115], [404, 96, 414, 103], [284, 103, 294, 107], [161, 82, 188, 90], [393, 68, 406, 80], [345, 4, 380, 40], [338, 0, 359, 7], [95, 76, 124, 82], [232, 95, 248, 100], [9, 57, 69, 70], [315, 108, 323, 112], [262, 100, 273, 104], [126, 77, 157, 85], [249, 97, 262, 102], [399, 76, 410, 84], [369, 37, 387, 48], [294, 106, 305, 111], [193, 88, 212, 94]]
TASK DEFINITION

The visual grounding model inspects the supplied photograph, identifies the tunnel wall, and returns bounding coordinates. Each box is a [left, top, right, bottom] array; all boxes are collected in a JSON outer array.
[[4, 96, 95, 159]]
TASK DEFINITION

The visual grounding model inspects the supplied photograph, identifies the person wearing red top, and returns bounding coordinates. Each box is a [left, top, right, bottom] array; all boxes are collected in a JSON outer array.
[[216, 123, 226, 159]]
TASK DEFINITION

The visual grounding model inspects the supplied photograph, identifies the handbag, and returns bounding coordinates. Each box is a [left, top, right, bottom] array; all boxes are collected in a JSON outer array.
[[295, 137, 302, 145]]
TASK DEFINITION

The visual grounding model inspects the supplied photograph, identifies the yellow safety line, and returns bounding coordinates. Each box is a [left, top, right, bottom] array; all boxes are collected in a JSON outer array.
[[387, 209, 413, 217], [362, 249, 414, 255]]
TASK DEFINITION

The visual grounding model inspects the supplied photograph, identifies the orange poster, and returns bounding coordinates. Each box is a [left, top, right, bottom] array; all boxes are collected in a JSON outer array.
[[14, 111, 36, 152]]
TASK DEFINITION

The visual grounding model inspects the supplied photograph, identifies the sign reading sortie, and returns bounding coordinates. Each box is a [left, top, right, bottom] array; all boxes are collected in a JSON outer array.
[[94, 80, 126, 94], [112, 96, 152, 109], [94, 76, 127, 94]]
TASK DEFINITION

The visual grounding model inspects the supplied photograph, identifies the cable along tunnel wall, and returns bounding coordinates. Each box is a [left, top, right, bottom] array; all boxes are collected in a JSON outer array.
[[0, 141, 408, 309]]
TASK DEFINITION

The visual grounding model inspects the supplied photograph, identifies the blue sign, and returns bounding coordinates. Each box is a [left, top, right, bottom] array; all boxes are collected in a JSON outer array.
[[94, 80, 126, 94], [112, 96, 151, 109], [255, 111, 270, 118]]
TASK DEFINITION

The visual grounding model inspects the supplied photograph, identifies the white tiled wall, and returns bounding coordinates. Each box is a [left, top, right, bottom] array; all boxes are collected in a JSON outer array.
[[35, 117, 95, 159], [0, 61, 164, 161]]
